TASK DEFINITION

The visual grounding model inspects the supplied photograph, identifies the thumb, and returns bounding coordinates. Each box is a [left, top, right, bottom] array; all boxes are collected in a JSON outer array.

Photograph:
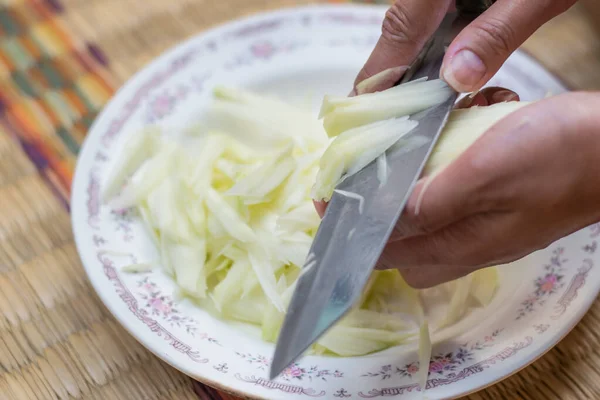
[[380, 213, 504, 288], [354, 0, 453, 92], [441, 0, 576, 92]]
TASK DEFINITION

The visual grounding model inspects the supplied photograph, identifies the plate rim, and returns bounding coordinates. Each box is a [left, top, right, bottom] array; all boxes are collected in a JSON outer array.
[[70, 4, 599, 399]]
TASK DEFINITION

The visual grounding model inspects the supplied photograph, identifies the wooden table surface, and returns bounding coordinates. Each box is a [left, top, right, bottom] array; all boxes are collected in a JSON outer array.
[[523, 1, 600, 91]]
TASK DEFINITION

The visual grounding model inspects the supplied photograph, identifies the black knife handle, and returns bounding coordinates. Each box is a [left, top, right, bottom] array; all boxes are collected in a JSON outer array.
[[456, 0, 496, 19]]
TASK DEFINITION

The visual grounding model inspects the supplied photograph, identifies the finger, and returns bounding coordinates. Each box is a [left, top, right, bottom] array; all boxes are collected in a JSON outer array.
[[484, 87, 520, 104], [380, 212, 516, 288], [455, 92, 487, 109], [313, 200, 327, 218], [354, 0, 454, 92], [391, 144, 493, 239], [441, 0, 576, 92], [399, 265, 474, 289], [354, 66, 409, 96], [455, 87, 519, 109]]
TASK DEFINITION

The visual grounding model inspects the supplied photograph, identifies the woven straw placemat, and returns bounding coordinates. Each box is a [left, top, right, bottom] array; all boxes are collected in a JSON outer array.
[[1, 1, 600, 399]]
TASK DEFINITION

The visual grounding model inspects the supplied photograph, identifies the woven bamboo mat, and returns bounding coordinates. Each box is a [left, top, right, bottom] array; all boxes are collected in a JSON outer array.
[[2, 0, 600, 399]]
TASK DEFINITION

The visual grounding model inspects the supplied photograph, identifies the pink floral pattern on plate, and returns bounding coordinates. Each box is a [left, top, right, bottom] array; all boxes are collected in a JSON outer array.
[[224, 39, 309, 70], [137, 277, 212, 338], [144, 78, 210, 123], [236, 352, 343, 382], [516, 248, 567, 319], [234, 374, 327, 397], [552, 259, 593, 319], [533, 324, 550, 334], [363, 330, 502, 381], [111, 208, 134, 242], [358, 337, 533, 397], [97, 251, 208, 363]]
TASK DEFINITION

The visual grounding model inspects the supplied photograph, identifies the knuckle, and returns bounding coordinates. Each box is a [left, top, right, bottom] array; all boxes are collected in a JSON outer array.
[[415, 236, 448, 266], [431, 223, 487, 268], [465, 154, 499, 196], [409, 207, 437, 235], [429, 232, 460, 265], [551, 0, 577, 14], [401, 270, 432, 289], [401, 267, 471, 289], [442, 216, 499, 267], [400, 186, 440, 236], [381, 2, 420, 47], [471, 17, 517, 57], [460, 144, 509, 209], [378, 248, 397, 270]]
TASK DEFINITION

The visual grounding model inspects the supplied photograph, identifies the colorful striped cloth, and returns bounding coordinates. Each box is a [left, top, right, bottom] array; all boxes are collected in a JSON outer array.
[[0, 0, 115, 208]]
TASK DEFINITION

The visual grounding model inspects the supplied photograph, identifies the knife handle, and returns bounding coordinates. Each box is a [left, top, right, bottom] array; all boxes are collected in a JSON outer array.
[[456, 0, 496, 20], [398, 12, 457, 84], [396, 0, 497, 86]]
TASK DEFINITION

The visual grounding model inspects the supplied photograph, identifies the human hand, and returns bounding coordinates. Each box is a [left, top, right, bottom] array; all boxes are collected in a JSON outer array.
[[379, 92, 600, 288], [353, 0, 576, 94]]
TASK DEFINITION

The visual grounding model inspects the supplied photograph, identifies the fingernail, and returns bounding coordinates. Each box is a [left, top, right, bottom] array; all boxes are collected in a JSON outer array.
[[355, 65, 409, 95], [348, 88, 357, 97], [491, 90, 518, 103], [313, 200, 328, 218], [442, 50, 486, 92]]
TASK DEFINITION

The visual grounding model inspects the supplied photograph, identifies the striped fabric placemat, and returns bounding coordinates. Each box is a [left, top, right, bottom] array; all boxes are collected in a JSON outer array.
[[0, 0, 115, 209]]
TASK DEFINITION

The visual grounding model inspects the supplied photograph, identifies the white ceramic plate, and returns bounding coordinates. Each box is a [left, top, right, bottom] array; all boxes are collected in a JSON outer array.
[[72, 5, 600, 399]]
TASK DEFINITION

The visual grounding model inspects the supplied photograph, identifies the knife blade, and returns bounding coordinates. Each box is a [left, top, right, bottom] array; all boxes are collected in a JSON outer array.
[[270, 13, 460, 379]]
